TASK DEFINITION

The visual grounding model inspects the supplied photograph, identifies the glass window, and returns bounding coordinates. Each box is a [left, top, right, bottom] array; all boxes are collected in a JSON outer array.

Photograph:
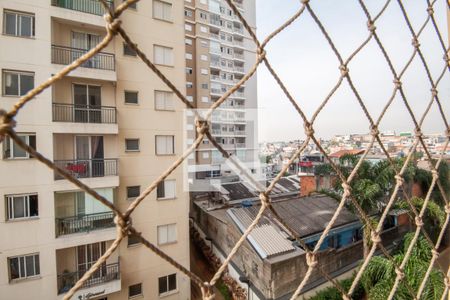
[[3, 70, 34, 96], [124, 91, 138, 104], [127, 186, 140, 200], [156, 180, 176, 199], [7, 194, 38, 220], [3, 134, 36, 159], [128, 283, 142, 298], [154, 91, 174, 111], [155, 135, 174, 155], [8, 254, 40, 280], [153, 0, 172, 21], [154, 45, 173, 66], [128, 233, 141, 246], [123, 43, 137, 56], [158, 273, 177, 295], [3, 10, 35, 37], [125, 139, 140, 152], [157, 224, 177, 245]]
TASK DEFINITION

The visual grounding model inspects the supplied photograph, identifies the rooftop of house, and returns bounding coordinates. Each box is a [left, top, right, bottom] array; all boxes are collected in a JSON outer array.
[[328, 149, 365, 158]]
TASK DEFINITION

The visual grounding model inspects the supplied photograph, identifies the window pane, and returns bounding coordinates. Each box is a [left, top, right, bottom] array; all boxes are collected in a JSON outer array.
[[156, 181, 165, 198], [29, 195, 38, 217], [28, 135, 36, 150], [13, 196, 25, 218], [158, 225, 167, 244], [13, 136, 27, 158], [129, 283, 142, 297], [9, 257, 19, 280], [34, 255, 40, 275], [123, 43, 137, 56], [168, 274, 177, 291], [4, 72, 19, 95], [25, 255, 35, 277], [4, 12, 16, 35], [125, 91, 138, 104], [19, 257, 25, 278], [128, 234, 141, 246], [20, 74, 34, 96], [127, 186, 140, 199], [19, 15, 32, 37], [126, 139, 139, 151], [168, 224, 176, 242], [158, 276, 167, 294]]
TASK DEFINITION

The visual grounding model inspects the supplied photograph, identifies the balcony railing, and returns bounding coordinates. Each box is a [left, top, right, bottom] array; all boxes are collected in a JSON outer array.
[[57, 261, 120, 295], [52, 45, 115, 71], [55, 211, 115, 237], [54, 158, 118, 180], [233, 52, 245, 60], [53, 103, 117, 124], [51, 0, 114, 16]]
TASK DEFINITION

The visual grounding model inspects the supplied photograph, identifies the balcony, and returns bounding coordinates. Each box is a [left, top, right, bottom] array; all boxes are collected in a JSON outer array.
[[56, 211, 114, 237], [51, 0, 114, 16], [54, 159, 118, 180], [52, 45, 115, 71], [233, 52, 245, 61], [53, 103, 117, 124]]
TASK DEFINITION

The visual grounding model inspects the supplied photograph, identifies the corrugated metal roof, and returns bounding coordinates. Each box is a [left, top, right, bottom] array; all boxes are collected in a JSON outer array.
[[228, 208, 296, 259]]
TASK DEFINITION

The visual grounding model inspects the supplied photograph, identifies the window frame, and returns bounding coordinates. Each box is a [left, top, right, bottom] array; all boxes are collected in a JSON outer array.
[[124, 90, 139, 104], [3, 133, 36, 159], [158, 273, 177, 296], [126, 186, 141, 200], [3, 10, 35, 38], [157, 223, 177, 245], [6, 193, 38, 221], [125, 138, 140, 152], [153, 0, 173, 22], [128, 283, 143, 298], [156, 180, 176, 200], [2, 69, 34, 97], [153, 45, 174, 66], [154, 90, 174, 111], [8, 253, 40, 281], [155, 135, 175, 155], [123, 42, 137, 57]]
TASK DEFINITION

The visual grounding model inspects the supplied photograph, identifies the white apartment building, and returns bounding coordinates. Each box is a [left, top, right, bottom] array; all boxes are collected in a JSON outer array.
[[183, 0, 260, 189], [0, 0, 190, 299]]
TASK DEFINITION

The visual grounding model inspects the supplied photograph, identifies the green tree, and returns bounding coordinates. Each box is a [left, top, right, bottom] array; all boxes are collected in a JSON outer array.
[[361, 233, 444, 300]]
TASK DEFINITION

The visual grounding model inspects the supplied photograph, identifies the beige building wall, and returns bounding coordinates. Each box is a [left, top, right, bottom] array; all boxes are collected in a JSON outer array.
[[0, 0, 190, 299]]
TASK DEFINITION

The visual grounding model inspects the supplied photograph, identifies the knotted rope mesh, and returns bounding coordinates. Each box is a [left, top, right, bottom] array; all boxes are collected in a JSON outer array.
[[0, 0, 449, 299]]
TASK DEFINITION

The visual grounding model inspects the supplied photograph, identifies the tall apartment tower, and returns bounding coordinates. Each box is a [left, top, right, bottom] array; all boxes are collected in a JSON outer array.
[[184, 0, 259, 188], [0, 1, 190, 299]]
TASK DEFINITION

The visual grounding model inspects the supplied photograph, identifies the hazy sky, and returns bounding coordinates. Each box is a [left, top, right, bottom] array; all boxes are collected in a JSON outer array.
[[255, 1, 449, 142]]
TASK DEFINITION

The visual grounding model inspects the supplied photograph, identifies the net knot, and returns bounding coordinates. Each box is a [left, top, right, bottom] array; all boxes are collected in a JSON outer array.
[[367, 21, 376, 33], [371, 231, 381, 244], [411, 37, 420, 49], [431, 169, 438, 180], [339, 65, 349, 76], [342, 183, 351, 197], [114, 215, 132, 235], [370, 125, 379, 137], [0, 109, 15, 141], [105, 17, 121, 34], [300, 0, 310, 4], [415, 216, 423, 227], [304, 122, 315, 137], [259, 192, 270, 207], [444, 204, 450, 214], [430, 87, 438, 97], [195, 118, 209, 135], [395, 267, 405, 280], [427, 6, 434, 15], [414, 128, 423, 138], [201, 282, 215, 300], [431, 248, 439, 258], [257, 48, 266, 60], [393, 78, 402, 88], [394, 174, 404, 185], [306, 252, 318, 268]]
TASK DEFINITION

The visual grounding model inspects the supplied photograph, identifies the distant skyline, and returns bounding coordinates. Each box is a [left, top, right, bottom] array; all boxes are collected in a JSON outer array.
[[255, 1, 449, 142]]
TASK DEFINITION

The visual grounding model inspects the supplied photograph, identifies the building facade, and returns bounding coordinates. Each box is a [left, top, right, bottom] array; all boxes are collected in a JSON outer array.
[[183, 0, 259, 189], [0, 1, 190, 299]]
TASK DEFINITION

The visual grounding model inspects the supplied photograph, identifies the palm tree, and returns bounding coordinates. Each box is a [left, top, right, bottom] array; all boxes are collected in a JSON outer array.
[[361, 233, 445, 300]]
